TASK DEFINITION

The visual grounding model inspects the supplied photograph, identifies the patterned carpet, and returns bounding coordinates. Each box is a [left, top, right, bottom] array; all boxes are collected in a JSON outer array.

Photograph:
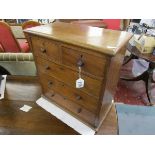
[[114, 59, 155, 106]]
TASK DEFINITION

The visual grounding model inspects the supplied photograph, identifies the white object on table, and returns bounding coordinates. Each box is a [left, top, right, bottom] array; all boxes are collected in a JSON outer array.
[[0, 75, 7, 100], [20, 105, 32, 112]]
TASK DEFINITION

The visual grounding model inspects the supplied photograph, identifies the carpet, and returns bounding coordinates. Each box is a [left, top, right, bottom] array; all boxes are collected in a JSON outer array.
[[116, 104, 155, 135]]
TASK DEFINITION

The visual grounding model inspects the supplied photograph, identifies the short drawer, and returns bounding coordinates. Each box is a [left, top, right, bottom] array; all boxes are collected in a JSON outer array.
[[36, 57, 102, 97], [61, 46, 107, 77], [31, 36, 60, 62], [39, 73, 99, 113]]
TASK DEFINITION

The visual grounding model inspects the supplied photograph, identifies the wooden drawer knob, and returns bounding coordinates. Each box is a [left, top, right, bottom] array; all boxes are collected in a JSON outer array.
[[40, 47, 46, 53], [77, 55, 84, 67], [48, 81, 53, 86], [76, 95, 82, 100], [63, 96, 67, 100], [77, 108, 82, 113], [51, 93, 55, 97], [45, 65, 50, 70]]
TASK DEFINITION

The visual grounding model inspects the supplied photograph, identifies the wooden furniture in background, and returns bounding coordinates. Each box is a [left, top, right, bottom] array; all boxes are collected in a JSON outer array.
[[121, 43, 155, 105], [22, 20, 41, 30], [24, 22, 132, 132]]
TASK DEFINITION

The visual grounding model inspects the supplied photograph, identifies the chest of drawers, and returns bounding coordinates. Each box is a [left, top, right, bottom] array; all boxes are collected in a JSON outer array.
[[24, 22, 132, 131]]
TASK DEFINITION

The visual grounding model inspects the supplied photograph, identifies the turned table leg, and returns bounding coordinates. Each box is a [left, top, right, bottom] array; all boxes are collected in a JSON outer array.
[[123, 54, 138, 65], [121, 62, 155, 105]]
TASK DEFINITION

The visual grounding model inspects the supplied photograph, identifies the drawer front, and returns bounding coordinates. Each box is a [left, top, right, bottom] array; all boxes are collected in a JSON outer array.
[[61, 46, 107, 77], [42, 88, 96, 127], [36, 57, 102, 97], [31, 36, 60, 62], [39, 73, 99, 113]]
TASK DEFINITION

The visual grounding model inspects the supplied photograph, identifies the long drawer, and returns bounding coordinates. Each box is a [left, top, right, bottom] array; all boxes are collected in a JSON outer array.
[[31, 36, 61, 63], [35, 57, 102, 97], [61, 46, 107, 77], [42, 88, 96, 127], [39, 72, 99, 114]]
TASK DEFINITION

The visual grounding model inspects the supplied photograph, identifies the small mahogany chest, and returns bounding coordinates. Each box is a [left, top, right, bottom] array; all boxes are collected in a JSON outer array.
[[24, 22, 132, 131]]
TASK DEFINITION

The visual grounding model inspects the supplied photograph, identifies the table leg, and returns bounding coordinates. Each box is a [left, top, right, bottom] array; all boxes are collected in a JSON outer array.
[[121, 70, 149, 81], [151, 74, 155, 83], [123, 54, 138, 65], [147, 63, 155, 105], [121, 62, 155, 105]]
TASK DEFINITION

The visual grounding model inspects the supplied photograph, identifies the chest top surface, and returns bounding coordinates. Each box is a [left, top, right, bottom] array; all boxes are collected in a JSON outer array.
[[24, 22, 132, 56]]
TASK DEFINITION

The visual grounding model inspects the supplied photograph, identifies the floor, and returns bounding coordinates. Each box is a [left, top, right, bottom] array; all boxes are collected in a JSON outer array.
[[0, 76, 117, 135]]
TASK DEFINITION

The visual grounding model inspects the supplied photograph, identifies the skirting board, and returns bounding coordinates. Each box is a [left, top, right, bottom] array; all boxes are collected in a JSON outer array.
[[36, 97, 96, 135]]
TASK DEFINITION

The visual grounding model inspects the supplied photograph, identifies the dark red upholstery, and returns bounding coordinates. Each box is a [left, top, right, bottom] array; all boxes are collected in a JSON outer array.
[[0, 21, 30, 52], [102, 19, 121, 30], [17, 39, 30, 53], [0, 43, 4, 52]]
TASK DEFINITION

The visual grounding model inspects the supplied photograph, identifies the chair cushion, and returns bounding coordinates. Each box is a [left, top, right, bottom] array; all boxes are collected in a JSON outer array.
[[102, 19, 121, 30], [17, 39, 30, 53], [0, 44, 4, 52], [0, 22, 21, 52]]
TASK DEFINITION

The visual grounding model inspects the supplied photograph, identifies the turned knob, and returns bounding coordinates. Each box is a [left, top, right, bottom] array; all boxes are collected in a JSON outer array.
[[51, 93, 55, 97], [63, 96, 67, 100], [40, 47, 46, 53], [76, 95, 82, 100], [77, 108, 82, 113], [77, 55, 84, 67], [45, 65, 50, 70], [48, 81, 53, 86]]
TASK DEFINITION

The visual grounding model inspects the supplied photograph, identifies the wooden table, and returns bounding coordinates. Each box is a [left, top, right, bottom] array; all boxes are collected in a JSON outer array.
[[0, 76, 117, 135], [121, 44, 155, 105]]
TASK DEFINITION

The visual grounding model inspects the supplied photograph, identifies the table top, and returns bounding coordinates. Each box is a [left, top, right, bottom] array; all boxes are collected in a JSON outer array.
[[24, 22, 132, 56], [127, 43, 155, 62]]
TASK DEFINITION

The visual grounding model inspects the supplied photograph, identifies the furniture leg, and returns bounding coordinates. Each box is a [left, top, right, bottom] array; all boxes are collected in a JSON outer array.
[[121, 62, 155, 105], [145, 77, 151, 104], [147, 64, 155, 105], [152, 79, 155, 83], [123, 54, 138, 65], [120, 70, 148, 81]]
